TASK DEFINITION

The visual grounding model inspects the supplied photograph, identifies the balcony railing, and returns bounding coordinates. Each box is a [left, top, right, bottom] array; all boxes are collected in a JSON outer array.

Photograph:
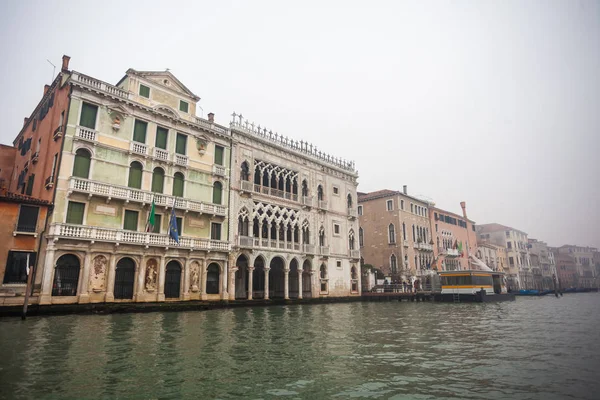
[[45, 176, 54, 189], [153, 147, 169, 161], [349, 249, 361, 259], [348, 208, 358, 218], [76, 126, 97, 142], [71, 71, 129, 99], [51, 223, 230, 251], [318, 200, 328, 210], [252, 184, 299, 202], [53, 126, 63, 140], [213, 165, 226, 177], [237, 235, 303, 252], [302, 196, 313, 207], [14, 223, 36, 233], [414, 242, 433, 251], [403, 240, 409, 247], [303, 244, 316, 254], [69, 177, 226, 216], [320, 246, 330, 256], [31, 151, 39, 164], [440, 248, 459, 257], [130, 141, 147, 155], [240, 180, 253, 192], [174, 153, 188, 166]]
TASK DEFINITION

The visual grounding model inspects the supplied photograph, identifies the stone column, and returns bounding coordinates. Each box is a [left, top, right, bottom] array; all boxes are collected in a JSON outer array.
[[39, 245, 56, 305], [105, 253, 117, 302], [135, 259, 146, 302], [222, 259, 229, 300], [201, 260, 208, 300], [183, 258, 191, 301], [298, 268, 303, 299], [157, 256, 166, 302], [247, 266, 254, 300], [264, 267, 270, 300], [284, 267, 290, 299], [78, 251, 92, 304], [228, 266, 237, 301]]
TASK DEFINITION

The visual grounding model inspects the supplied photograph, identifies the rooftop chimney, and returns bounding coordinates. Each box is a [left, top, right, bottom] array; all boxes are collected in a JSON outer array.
[[24, 117, 29, 127], [43, 84, 50, 95], [403, 185, 407, 195], [61, 55, 71, 72], [208, 112, 214, 123]]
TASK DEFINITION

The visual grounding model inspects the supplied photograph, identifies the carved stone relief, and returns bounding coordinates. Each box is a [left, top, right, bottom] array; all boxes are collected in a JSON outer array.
[[90, 255, 108, 292]]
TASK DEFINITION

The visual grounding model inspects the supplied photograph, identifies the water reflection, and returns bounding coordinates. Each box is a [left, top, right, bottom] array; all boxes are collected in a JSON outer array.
[[1, 295, 599, 399]]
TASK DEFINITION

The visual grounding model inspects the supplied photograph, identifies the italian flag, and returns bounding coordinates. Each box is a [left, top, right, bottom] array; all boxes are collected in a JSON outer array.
[[146, 201, 156, 232]]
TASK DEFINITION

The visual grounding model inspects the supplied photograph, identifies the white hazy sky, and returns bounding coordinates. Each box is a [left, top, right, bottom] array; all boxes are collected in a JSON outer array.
[[1, 0, 598, 248]]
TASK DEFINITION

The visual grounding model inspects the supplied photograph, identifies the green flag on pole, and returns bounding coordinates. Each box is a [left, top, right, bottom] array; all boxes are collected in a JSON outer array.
[[146, 201, 156, 232]]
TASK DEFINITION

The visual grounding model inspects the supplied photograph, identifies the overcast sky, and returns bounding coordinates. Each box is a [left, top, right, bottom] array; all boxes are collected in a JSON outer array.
[[1, 0, 598, 248]]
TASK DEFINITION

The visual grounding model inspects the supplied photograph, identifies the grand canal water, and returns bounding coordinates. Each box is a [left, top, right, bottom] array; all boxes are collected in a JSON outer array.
[[1, 295, 599, 399]]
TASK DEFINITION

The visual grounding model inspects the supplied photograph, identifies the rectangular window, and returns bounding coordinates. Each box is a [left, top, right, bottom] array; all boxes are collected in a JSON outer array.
[[507, 242, 512, 249], [358, 205, 363, 216], [179, 100, 189, 113], [17, 205, 39, 232], [51, 154, 58, 179], [66, 201, 85, 225], [386, 199, 393, 211], [153, 214, 162, 234], [175, 133, 187, 155], [155, 127, 168, 149], [214, 145, 224, 165], [400, 200, 404, 210], [509, 257, 514, 265], [211, 222, 222, 240], [411, 203, 414, 213], [139, 84, 150, 98], [176, 217, 183, 236], [80, 102, 98, 129], [25, 174, 35, 196], [333, 186, 339, 195], [133, 120, 148, 143], [123, 210, 139, 231], [336, 260, 342, 268], [3, 251, 36, 284], [334, 224, 340, 235]]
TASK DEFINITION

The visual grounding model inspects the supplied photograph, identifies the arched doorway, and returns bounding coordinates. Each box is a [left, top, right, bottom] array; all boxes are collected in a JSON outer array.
[[289, 258, 299, 298], [206, 263, 220, 294], [165, 261, 182, 299], [269, 257, 285, 299], [235, 254, 250, 299], [253, 256, 266, 299], [52, 254, 80, 296], [114, 258, 135, 300], [302, 260, 312, 298]]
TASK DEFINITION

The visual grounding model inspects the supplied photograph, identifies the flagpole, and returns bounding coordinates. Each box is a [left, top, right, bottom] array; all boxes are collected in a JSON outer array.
[[22, 253, 33, 320]]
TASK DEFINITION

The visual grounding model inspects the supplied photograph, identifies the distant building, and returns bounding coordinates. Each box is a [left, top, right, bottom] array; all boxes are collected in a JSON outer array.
[[429, 205, 477, 271], [528, 239, 556, 290], [552, 249, 577, 289], [358, 186, 433, 286], [556, 245, 597, 289], [476, 223, 531, 290], [476, 242, 507, 273]]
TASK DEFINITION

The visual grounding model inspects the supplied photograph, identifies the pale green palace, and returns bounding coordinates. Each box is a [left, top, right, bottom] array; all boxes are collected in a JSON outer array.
[[39, 69, 232, 305]]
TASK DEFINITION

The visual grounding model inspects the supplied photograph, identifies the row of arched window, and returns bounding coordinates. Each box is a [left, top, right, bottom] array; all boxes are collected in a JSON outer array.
[[72, 148, 223, 205]]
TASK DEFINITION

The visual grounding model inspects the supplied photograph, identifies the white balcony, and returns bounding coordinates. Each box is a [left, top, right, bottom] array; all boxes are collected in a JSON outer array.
[[320, 246, 330, 256], [349, 249, 361, 259], [53, 126, 63, 141], [251, 185, 299, 203], [50, 223, 230, 251], [302, 196, 313, 207], [153, 147, 169, 161], [68, 177, 227, 216], [240, 180, 253, 192], [31, 151, 39, 164], [403, 240, 409, 247], [414, 242, 434, 251], [442, 248, 459, 257], [303, 244, 316, 254], [348, 208, 358, 219], [237, 235, 305, 253], [213, 165, 226, 177], [76, 126, 97, 142], [318, 200, 328, 210], [130, 141, 148, 155], [238, 235, 254, 248], [174, 153, 188, 167], [71, 71, 129, 99]]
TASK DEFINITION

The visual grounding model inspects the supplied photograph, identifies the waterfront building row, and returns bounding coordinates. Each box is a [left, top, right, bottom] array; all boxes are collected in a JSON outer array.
[[0, 56, 360, 306]]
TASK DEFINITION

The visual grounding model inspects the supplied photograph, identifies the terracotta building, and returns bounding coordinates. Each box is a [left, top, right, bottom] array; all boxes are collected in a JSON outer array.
[[552, 250, 577, 289], [0, 144, 17, 187], [429, 204, 477, 271], [358, 186, 433, 286], [0, 190, 51, 305]]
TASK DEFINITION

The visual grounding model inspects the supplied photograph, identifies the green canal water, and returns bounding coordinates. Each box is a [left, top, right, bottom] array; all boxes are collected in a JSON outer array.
[[1, 295, 599, 399]]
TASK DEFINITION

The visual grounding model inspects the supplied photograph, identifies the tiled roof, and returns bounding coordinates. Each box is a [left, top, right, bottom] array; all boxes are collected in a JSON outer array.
[[0, 191, 51, 206], [357, 189, 400, 202]]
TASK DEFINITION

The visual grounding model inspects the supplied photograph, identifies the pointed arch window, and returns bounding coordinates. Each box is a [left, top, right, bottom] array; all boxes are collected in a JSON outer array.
[[391, 254, 398, 274], [359, 227, 364, 247], [241, 161, 250, 181], [213, 181, 223, 204], [347, 194, 353, 208], [302, 180, 308, 197], [317, 185, 324, 201], [319, 227, 326, 247], [402, 222, 406, 240], [349, 230, 355, 250], [388, 223, 396, 244], [128, 161, 143, 189]]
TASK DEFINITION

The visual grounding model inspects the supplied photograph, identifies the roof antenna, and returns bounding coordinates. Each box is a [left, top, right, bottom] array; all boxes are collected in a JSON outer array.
[[46, 59, 56, 82]]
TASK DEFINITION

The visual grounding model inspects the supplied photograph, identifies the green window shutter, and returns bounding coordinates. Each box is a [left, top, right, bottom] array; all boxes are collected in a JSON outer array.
[[128, 163, 142, 189], [176, 217, 182, 236], [66, 202, 85, 225], [175, 133, 187, 155], [153, 214, 162, 234], [155, 127, 168, 149], [25, 174, 35, 196], [133, 120, 147, 143], [214, 145, 224, 166], [72, 152, 91, 178], [80, 103, 98, 129], [211, 223, 221, 240], [172, 173, 184, 197], [179, 101, 189, 113], [123, 210, 139, 231], [139, 84, 150, 98], [212, 182, 222, 205], [151, 169, 164, 193]]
